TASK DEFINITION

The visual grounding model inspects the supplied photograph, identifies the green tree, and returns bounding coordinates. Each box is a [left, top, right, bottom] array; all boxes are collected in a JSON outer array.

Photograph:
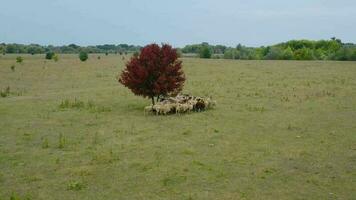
[[199, 46, 212, 59], [294, 48, 314, 60], [264, 47, 284, 60], [282, 46, 294, 60]]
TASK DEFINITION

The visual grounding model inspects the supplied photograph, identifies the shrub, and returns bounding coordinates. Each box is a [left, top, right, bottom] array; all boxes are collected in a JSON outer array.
[[0, 86, 10, 98], [199, 46, 212, 58], [105, 52, 109, 56], [16, 56, 23, 63], [79, 51, 88, 62], [53, 54, 59, 62], [119, 44, 185, 105], [10, 65, 15, 72], [45, 52, 55, 60]]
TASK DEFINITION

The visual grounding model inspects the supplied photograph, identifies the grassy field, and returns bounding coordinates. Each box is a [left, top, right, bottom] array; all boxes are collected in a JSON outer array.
[[0, 54, 355, 200]]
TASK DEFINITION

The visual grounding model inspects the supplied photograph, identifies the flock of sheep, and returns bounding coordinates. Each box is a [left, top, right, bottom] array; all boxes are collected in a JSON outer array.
[[144, 94, 216, 115]]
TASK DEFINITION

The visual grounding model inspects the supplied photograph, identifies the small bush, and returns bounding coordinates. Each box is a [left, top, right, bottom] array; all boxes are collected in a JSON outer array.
[[58, 133, 65, 149], [105, 52, 109, 56], [10, 65, 15, 72], [53, 54, 59, 62], [97, 56, 101, 60], [59, 99, 85, 109], [16, 56, 23, 63], [45, 52, 55, 60], [0, 86, 10, 98], [67, 181, 85, 191], [79, 51, 88, 62]]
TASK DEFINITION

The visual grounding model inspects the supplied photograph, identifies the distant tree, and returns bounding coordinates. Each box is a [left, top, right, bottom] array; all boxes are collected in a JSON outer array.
[[282, 46, 294, 60], [294, 48, 314, 60], [223, 48, 236, 59], [332, 47, 356, 61], [6, 44, 16, 53], [264, 47, 284, 60], [118, 44, 185, 105], [199, 46, 212, 59], [314, 49, 327, 60], [79, 51, 88, 62], [45, 52, 55, 60]]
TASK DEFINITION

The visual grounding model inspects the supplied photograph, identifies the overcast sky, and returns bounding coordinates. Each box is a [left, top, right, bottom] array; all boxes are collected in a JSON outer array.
[[0, 0, 355, 47]]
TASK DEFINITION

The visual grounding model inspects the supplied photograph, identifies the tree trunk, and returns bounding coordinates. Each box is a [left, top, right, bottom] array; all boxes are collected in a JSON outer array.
[[151, 96, 155, 105], [156, 95, 160, 103]]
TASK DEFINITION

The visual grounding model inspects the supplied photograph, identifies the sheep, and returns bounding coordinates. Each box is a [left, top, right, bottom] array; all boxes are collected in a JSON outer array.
[[144, 94, 216, 115], [159, 104, 172, 115], [153, 104, 171, 115], [175, 103, 184, 114], [144, 105, 153, 115]]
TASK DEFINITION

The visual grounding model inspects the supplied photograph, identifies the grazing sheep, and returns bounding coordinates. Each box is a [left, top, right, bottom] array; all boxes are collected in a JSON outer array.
[[144, 105, 153, 115], [144, 94, 216, 115], [175, 103, 185, 114], [152, 104, 161, 115], [159, 104, 172, 115]]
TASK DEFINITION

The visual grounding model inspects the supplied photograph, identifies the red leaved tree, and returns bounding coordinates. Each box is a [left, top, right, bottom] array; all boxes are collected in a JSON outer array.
[[118, 44, 185, 105]]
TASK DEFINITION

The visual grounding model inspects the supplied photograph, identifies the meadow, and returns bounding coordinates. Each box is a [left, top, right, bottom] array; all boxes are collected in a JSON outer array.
[[0, 54, 355, 199]]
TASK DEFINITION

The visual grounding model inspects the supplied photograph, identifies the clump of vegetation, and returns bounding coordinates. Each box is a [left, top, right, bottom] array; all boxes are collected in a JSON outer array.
[[79, 51, 88, 61], [0, 86, 11, 97], [16, 56, 23, 63], [41, 137, 49, 148], [97, 56, 101, 60], [58, 99, 111, 113], [59, 99, 85, 109], [45, 52, 55, 60], [58, 133, 65, 149], [105, 52, 109, 56], [53, 54, 59, 62], [119, 44, 185, 105], [67, 180, 84, 191], [10, 65, 15, 72]]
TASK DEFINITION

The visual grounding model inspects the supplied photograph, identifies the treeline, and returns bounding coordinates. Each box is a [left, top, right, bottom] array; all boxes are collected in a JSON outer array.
[[181, 38, 356, 61], [0, 43, 141, 54], [1, 39, 356, 61]]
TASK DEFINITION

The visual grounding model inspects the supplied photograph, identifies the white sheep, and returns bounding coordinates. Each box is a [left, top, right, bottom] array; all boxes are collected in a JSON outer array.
[[144, 105, 153, 115]]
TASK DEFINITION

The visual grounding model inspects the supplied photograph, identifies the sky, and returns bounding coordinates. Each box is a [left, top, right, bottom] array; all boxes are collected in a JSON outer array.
[[0, 0, 355, 47]]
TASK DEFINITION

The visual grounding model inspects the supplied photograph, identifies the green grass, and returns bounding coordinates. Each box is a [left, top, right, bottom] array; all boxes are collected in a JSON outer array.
[[0, 54, 355, 199]]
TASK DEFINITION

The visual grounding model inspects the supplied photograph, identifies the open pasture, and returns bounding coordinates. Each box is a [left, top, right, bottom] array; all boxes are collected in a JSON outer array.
[[0, 54, 355, 199]]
